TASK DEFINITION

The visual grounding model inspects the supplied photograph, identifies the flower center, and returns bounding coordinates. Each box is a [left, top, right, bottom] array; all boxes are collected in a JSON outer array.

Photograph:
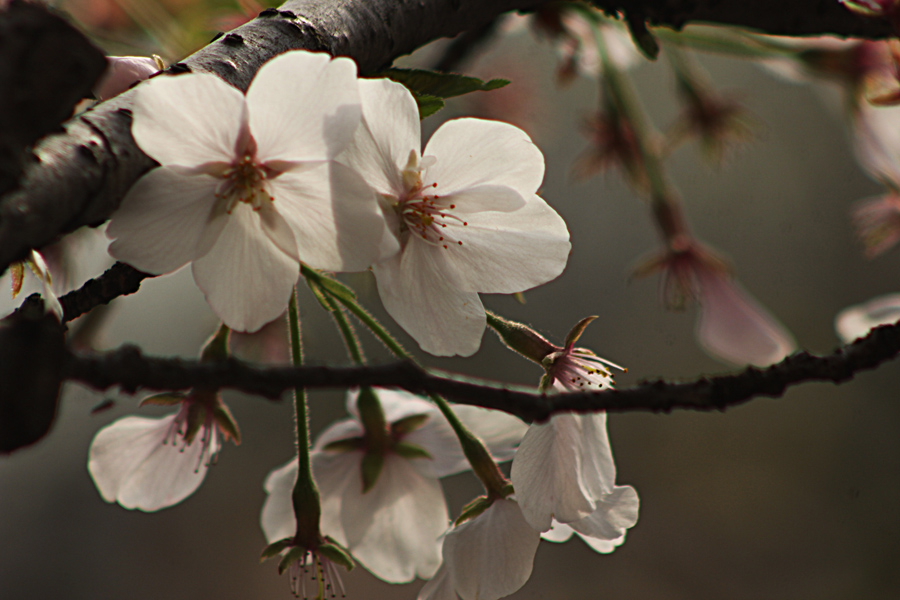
[[395, 150, 467, 249], [215, 137, 275, 213]]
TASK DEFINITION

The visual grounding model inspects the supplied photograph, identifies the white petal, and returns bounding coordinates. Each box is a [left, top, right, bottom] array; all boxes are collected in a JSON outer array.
[[424, 119, 545, 198], [695, 271, 796, 367], [338, 78, 420, 196], [510, 413, 616, 531], [312, 450, 361, 547], [408, 405, 527, 478], [540, 520, 577, 543], [87, 414, 212, 512], [107, 168, 225, 274], [131, 73, 244, 166], [446, 193, 571, 293], [567, 485, 639, 544], [248, 51, 361, 162], [417, 564, 457, 600], [94, 56, 159, 101], [338, 455, 447, 582], [192, 202, 299, 332], [261, 458, 299, 543], [853, 102, 900, 184], [271, 161, 391, 271], [444, 499, 540, 600], [313, 417, 364, 450], [835, 293, 900, 343], [374, 242, 485, 357]]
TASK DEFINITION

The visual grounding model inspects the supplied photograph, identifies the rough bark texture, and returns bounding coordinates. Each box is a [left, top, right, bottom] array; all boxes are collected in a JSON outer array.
[[62, 321, 900, 423]]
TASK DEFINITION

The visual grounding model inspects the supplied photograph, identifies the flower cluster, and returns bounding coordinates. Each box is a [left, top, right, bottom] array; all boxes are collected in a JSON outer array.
[[106, 50, 571, 356]]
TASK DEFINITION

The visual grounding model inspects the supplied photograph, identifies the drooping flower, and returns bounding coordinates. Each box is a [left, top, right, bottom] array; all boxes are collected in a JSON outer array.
[[634, 237, 796, 366], [835, 293, 900, 342], [261, 389, 527, 583], [261, 536, 354, 600], [851, 192, 900, 256], [93, 55, 162, 100], [417, 498, 541, 600], [509, 316, 625, 532], [87, 389, 240, 511], [107, 50, 389, 333], [571, 100, 647, 187], [337, 78, 570, 356], [541, 484, 639, 554]]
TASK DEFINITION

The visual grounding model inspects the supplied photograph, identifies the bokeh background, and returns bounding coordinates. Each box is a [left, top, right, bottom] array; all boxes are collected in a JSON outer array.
[[3, 2, 900, 599]]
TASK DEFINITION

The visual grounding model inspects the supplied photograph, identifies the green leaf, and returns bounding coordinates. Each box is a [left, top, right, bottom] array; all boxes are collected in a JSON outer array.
[[412, 91, 444, 119], [380, 68, 510, 100]]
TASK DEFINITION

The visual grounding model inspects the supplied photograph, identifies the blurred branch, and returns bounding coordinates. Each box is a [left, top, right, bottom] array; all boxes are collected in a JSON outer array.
[[64, 321, 900, 423], [59, 262, 151, 322], [590, 0, 895, 39]]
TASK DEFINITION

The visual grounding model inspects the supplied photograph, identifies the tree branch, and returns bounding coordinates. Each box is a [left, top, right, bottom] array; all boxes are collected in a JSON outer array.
[[63, 320, 900, 423]]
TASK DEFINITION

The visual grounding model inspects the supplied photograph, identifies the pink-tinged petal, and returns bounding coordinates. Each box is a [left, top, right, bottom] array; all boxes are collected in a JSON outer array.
[[417, 564, 456, 600], [695, 270, 796, 366], [338, 78, 420, 196], [107, 168, 225, 274], [191, 202, 299, 332], [567, 485, 639, 543], [511, 413, 615, 531], [271, 161, 391, 271], [835, 293, 900, 343], [853, 92, 900, 184], [408, 404, 527, 478], [261, 458, 299, 543], [373, 243, 485, 357], [447, 193, 571, 293], [248, 51, 361, 162], [423, 118, 545, 197], [94, 56, 158, 100], [88, 414, 213, 511], [131, 73, 245, 166], [337, 455, 447, 582], [444, 499, 540, 600]]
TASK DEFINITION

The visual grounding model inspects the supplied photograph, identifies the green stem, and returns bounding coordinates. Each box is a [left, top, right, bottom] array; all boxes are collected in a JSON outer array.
[[324, 294, 366, 365], [287, 289, 321, 548], [594, 25, 692, 246], [319, 277, 510, 498]]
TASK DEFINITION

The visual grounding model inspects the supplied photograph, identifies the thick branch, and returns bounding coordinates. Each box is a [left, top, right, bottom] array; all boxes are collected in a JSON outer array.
[[64, 320, 900, 423]]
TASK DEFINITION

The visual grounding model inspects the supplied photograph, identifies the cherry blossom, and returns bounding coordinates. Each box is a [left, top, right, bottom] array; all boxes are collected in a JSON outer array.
[[107, 50, 389, 332], [261, 389, 527, 583], [635, 238, 796, 366], [417, 498, 541, 600], [337, 78, 570, 356], [88, 390, 239, 511], [835, 293, 900, 342], [511, 316, 624, 532]]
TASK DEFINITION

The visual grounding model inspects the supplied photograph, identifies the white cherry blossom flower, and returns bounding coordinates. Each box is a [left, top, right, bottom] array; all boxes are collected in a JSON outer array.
[[260, 389, 527, 584], [88, 390, 239, 511], [418, 498, 541, 600], [337, 78, 571, 356], [511, 316, 624, 532], [541, 485, 640, 554], [107, 50, 389, 332]]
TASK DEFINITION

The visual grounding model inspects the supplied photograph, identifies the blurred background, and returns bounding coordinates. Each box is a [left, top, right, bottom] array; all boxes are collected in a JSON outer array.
[[2, 1, 900, 599]]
